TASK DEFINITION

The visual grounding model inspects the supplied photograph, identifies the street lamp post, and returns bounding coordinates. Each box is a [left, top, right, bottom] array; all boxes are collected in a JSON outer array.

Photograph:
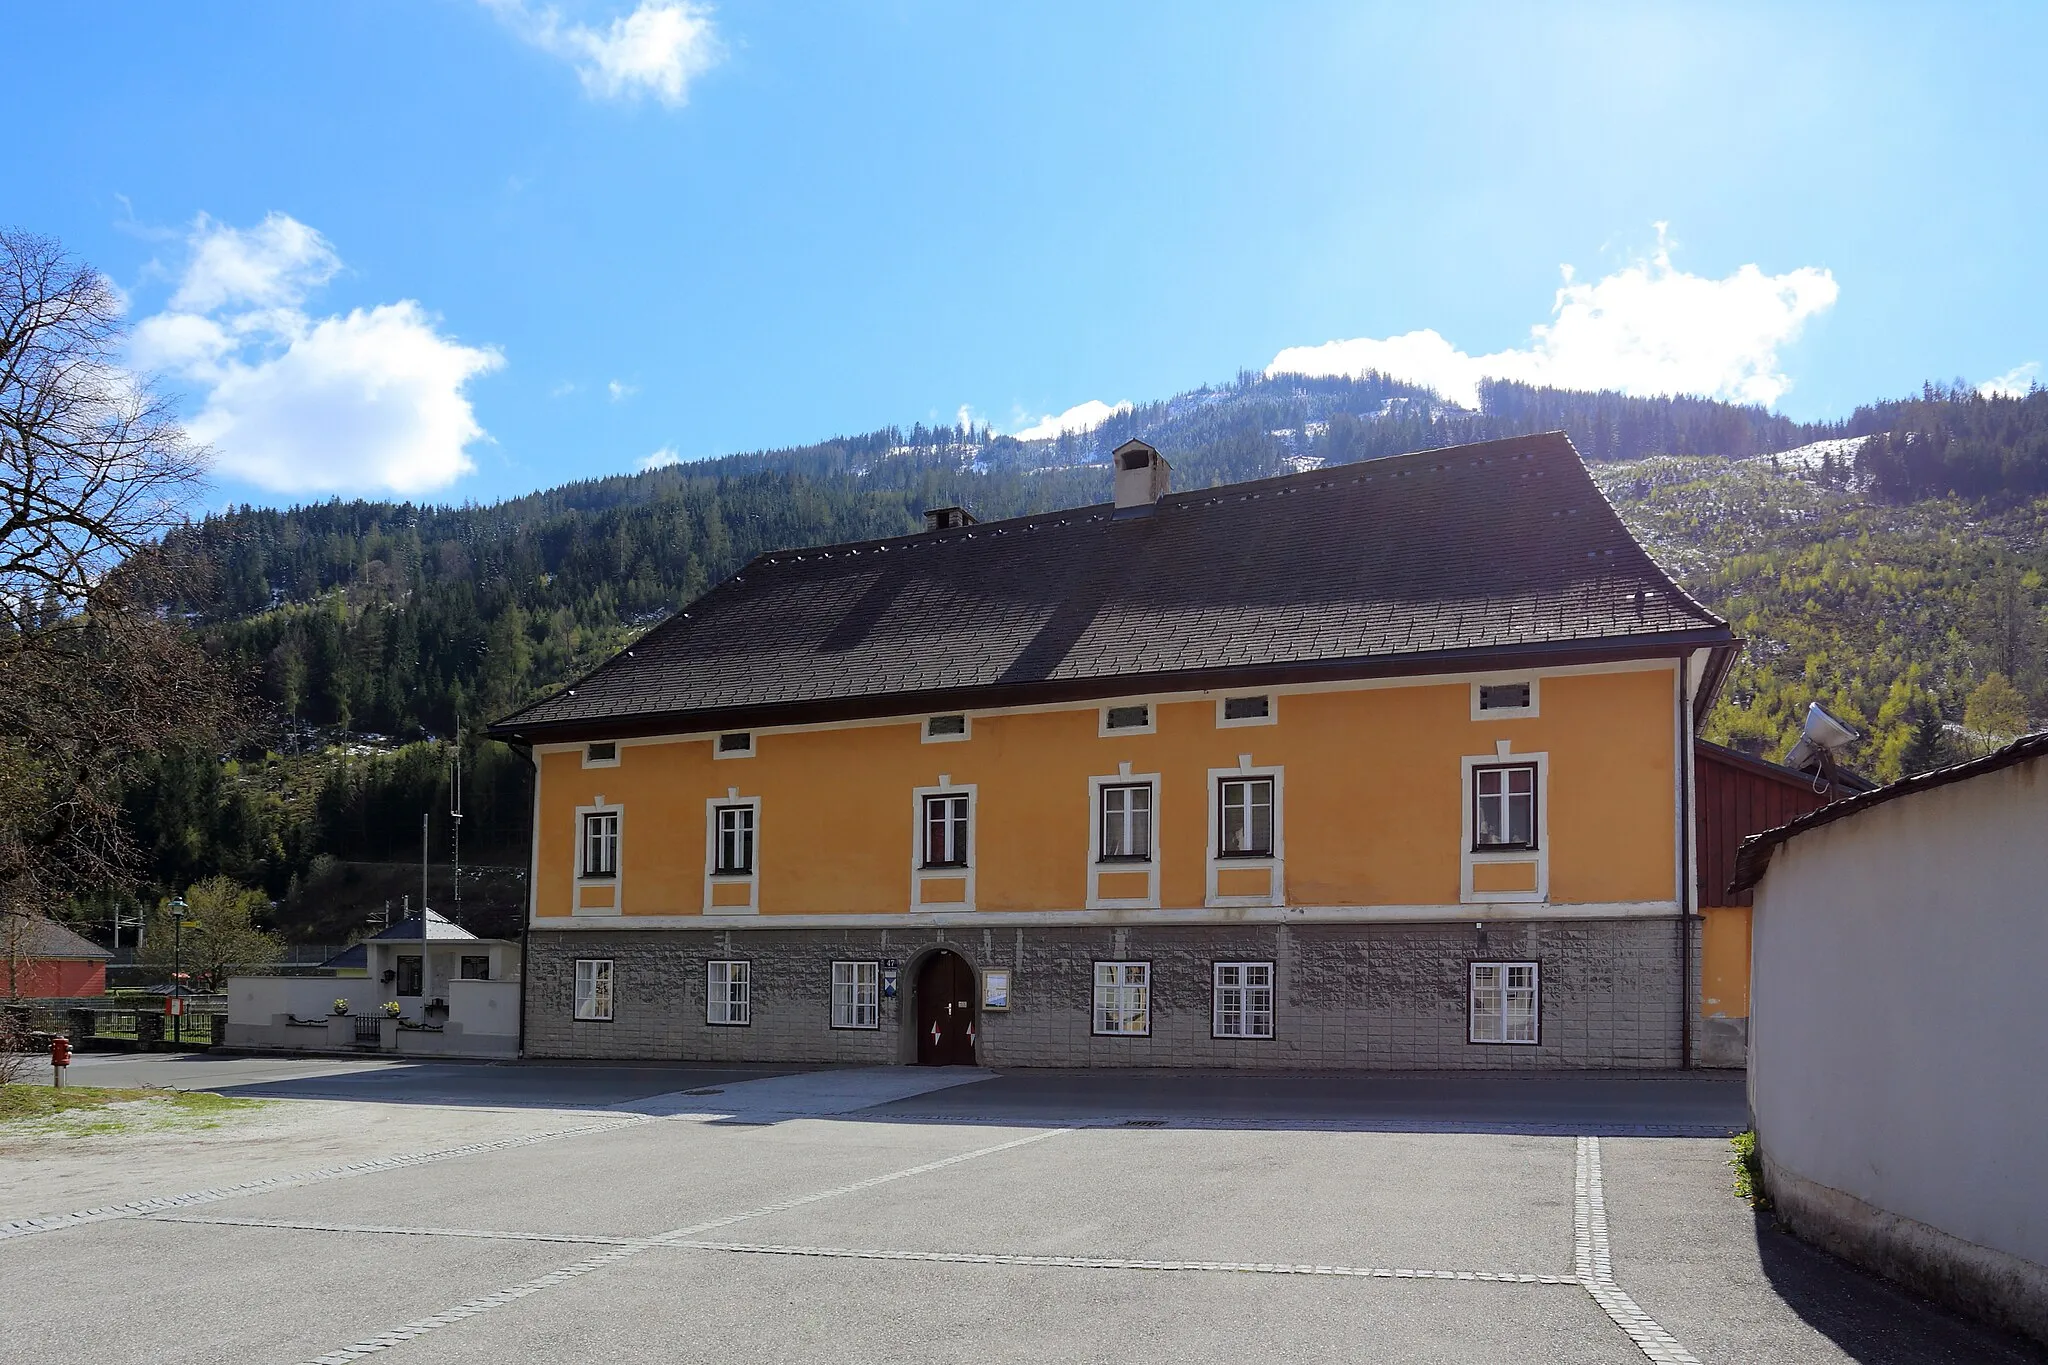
[[169, 896, 197, 1045]]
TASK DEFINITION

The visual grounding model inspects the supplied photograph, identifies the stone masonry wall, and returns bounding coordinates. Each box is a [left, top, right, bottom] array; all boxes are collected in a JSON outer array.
[[523, 917, 1686, 1070]]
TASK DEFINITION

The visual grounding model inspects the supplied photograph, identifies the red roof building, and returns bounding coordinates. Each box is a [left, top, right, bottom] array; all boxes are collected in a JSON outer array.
[[3, 916, 112, 998]]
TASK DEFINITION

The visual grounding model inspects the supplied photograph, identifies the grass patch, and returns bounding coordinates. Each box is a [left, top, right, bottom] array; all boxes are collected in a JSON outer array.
[[1730, 1130, 1770, 1210], [0, 1083, 261, 1134]]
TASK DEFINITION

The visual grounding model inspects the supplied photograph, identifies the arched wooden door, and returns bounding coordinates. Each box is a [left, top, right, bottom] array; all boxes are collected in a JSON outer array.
[[916, 950, 977, 1066]]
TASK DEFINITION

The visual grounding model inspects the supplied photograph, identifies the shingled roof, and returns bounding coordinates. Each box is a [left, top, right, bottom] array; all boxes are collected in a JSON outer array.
[[491, 432, 1734, 742]]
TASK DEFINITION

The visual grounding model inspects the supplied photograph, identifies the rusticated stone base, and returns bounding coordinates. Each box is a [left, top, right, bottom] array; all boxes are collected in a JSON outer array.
[[522, 916, 1686, 1071]]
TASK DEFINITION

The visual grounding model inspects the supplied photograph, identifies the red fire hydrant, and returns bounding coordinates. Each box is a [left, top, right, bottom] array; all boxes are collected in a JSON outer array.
[[50, 1035, 71, 1089]]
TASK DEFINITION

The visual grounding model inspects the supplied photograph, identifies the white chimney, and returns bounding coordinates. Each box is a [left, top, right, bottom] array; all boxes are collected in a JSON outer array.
[[1112, 439, 1170, 512]]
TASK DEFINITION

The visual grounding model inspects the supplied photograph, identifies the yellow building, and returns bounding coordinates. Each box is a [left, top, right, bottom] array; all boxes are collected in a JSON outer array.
[[491, 433, 1738, 1068]]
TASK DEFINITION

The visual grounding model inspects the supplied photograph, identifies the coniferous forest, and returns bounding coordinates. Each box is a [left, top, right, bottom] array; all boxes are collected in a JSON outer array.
[[92, 371, 2048, 944]]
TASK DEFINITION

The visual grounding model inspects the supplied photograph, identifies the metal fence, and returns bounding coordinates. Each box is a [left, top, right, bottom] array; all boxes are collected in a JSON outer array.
[[5, 995, 227, 1042]]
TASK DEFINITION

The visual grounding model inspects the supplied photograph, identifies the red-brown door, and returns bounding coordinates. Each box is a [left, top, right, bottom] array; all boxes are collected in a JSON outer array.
[[916, 951, 977, 1065]]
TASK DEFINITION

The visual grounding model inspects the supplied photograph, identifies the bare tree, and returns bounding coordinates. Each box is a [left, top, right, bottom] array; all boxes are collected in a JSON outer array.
[[0, 229, 225, 967]]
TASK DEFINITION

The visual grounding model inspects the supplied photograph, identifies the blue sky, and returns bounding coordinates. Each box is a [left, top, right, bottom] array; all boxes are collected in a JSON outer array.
[[4, 1, 2043, 507]]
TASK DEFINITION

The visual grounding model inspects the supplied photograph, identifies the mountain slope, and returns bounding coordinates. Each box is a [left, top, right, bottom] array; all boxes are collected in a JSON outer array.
[[106, 373, 2045, 941]]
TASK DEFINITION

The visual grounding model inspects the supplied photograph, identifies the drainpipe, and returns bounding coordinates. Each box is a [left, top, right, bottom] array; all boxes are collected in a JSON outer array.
[[1677, 661, 1695, 1071], [513, 740, 534, 1062]]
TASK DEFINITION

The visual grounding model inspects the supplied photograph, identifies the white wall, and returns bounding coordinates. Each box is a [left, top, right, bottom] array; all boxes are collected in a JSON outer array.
[[1750, 754, 2048, 1332]]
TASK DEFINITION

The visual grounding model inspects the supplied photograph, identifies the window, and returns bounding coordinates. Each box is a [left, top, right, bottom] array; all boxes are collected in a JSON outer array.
[[714, 804, 756, 875], [582, 810, 619, 877], [1093, 961, 1151, 1036], [1478, 683, 1532, 712], [573, 959, 613, 1021], [1470, 961, 1539, 1044], [716, 731, 754, 758], [831, 961, 880, 1029], [395, 955, 423, 997], [923, 793, 970, 867], [1213, 962, 1274, 1039], [583, 740, 618, 766], [924, 713, 969, 741], [1217, 777, 1274, 857], [1103, 704, 1151, 731], [1217, 694, 1273, 727], [1473, 764, 1537, 849], [1099, 783, 1153, 861], [707, 960, 751, 1025], [1471, 679, 1539, 719], [459, 955, 490, 981]]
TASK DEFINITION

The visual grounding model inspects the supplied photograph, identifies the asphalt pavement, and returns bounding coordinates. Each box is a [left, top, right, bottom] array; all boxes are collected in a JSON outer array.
[[2, 1059, 2038, 1364]]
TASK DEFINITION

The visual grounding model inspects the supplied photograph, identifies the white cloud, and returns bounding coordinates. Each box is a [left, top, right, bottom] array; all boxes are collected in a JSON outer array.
[[1267, 228, 1839, 409], [608, 379, 636, 402], [1012, 399, 1133, 442], [1980, 362, 2042, 398], [638, 446, 681, 471], [171, 212, 339, 313], [485, 0, 724, 107], [136, 214, 502, 496]]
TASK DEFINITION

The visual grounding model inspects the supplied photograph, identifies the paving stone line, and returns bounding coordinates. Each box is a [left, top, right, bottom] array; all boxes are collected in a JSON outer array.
[[668, 1240, 1585, 1284], [1575, 1135, 1701, 1365], [298, 1126, 1075, 1363], [150, 1213, 641, 1248], [0, 1116, 648, 1243], [145, 1214, 1582, 1286]]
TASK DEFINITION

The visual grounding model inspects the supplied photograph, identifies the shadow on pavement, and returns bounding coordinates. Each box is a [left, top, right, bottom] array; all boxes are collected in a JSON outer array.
[[1753, 1212, 2048, 1364], [847, 1067, 1751, 1137]]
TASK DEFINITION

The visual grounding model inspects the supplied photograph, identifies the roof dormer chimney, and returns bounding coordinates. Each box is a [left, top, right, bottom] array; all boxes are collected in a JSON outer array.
[[924, 506, 978, 532], [1112, 439, 1170, 513]]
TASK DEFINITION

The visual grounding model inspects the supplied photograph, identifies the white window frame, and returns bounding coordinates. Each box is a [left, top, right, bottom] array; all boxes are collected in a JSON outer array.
[[1215, 693, 1277, 728], [1472, 763, 1539, 850], [831, 960, 881, 1029], [581, 809, 620, 877], [1098, 702, 1156, 737], [707, 960, 751, 1026], [713, 731, 755, 759], [571, 799, 624, 917], [1470, 677, 1541, 720], [1092, 960, 1152, 1037], [921, 792, 971, 867], [702, 791, 761, 916], [573, 958, 614, 1022], [1205, 760, 1284, 907], [1460, 744, 1549, 904], [909, 778, 977, 911], [1212, 961, 1275, 1040], [1086, 766, 1160, 909], [1469, 960, 1540, 1044], [581, 740, 620, 768], [922, 713, 972, 744]]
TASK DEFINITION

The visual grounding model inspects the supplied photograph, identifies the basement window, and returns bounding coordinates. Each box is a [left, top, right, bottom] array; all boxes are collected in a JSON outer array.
[[573, 959, 614, 1022], [1092, 961, 1152, 1037], [1469, 961, 1539, 1044], [1212, 962, 1275, 1040], [707, 960, 752, 1026], [715, 732, 755, 759], [831, 961, 880, 1029]]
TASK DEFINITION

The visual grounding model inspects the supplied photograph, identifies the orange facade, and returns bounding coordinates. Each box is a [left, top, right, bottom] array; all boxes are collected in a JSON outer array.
[[530, 662, 1683, 924]]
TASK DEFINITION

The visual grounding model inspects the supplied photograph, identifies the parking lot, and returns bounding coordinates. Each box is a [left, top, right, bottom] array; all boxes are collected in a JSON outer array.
[[1, 1058, 2037, 1364]]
